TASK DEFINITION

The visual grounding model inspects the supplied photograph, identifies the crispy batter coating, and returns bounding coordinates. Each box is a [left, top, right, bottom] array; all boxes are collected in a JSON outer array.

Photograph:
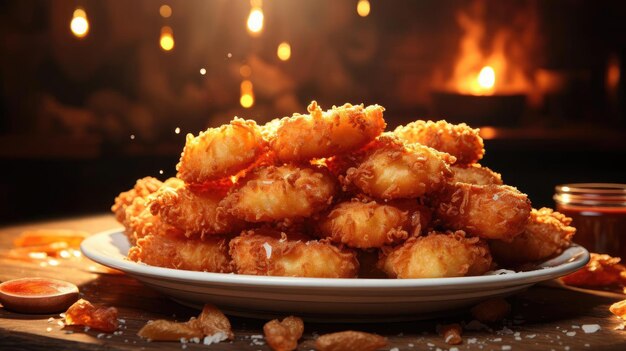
[[489, 208, 576, 265], [439, 323, 463, 345], [149, 183, 242, 238], [138, 304, 233, 342], [315, 331, 387, 351], [435, 183, 531, 241], [128, 234, 233, 273], [318, 198, 431, 249], [561, 253, 626, 287], [394, 120, 485, 165], [177, 118, 266, 183], [229, 229, 359, 278], [450, 164, 503, 185], [610, 299, 626, 319], [270, 101, 386, 162], [263, 316, 304, 351], [344, 134, 455, 200], [65, 299, 118, 333], [221, 164, 337, 222], [378, 231, 493, 279], [111, 176, 164, 224]]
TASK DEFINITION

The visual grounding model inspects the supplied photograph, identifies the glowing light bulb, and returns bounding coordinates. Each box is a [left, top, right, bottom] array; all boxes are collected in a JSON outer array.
[[160, 26, 174, 51], [477, 66, 495, 91], [70, 8, 89, 38], [159, 4, 172, 18], [277, 42, 291, 61], [247, 8, 264, 36], [357, 0, 371, 17]]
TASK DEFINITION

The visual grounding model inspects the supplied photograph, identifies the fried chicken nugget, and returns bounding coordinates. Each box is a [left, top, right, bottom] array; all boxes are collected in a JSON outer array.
[[344, 134, 455, 200], [451, 164, 503, 185], [489, 208, 576, 265], [128, 234, 233, 272], [269, 101, 386, 162], [435, 183, 531, 241], [318, 198, 431, 249], [176, 118, 266, 184], [394, 120, 485, 165], [229, 229, 359, 278], [149, 183, 243, 238], [378, 231, 493, 279], [220, 164, 337, 222], [111, 176, 164, 224]]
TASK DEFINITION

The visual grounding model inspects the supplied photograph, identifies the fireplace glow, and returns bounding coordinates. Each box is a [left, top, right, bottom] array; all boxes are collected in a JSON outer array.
[[477, 66, 495, 94]]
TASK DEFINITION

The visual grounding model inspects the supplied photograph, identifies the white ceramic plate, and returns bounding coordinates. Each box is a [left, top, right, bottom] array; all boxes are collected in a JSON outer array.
[[81, 229, 589, 322]]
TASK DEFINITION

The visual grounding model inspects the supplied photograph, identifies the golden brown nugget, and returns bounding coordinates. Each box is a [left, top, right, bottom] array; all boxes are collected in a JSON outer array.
[[490, 208, 576, 265], [229, 229, 359, 278], [138, 304, 233, 342], [315, 331, 387, 351], [378, 231, 492, 279], [111, 176, 164, 224], [344, 134, 455, 200], [149, 183, 242, 238], [435, 183, 531, 241], [221, 164, 337, 222], [177, 118, 266, 183], [318, 198, 431, 249], [394, 120, 485, 165], [128, 234, 233, 273], [263, 316, 304, 351], [270, 101, 386, 162], [450, 164, 503, 185]]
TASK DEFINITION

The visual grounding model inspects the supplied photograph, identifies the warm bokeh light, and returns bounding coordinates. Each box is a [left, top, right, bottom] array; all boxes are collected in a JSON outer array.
[[277, 42, 291, 61], [199, 68, 206, 75], [357, 0, 371, 17], [479, 126, 498, 140], [160, 26, 174, 51], [240, 65, 252, 78], [240, 80, 254, 108], [159, 4, 172, 18], [70, 8, 89, 39], [477, 66, 496, 93], [247, 8, 264, 35]]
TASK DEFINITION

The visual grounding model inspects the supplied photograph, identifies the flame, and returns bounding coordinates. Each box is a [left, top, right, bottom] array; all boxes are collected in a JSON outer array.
[[476, 66, 495, 93], [277, 42, 291, 61], [443, 2, 531, 96], [70, 8, 89, 38], [357, 0, 371, 17], [240, 80, 254, 108], [160, 26, 174, 51]]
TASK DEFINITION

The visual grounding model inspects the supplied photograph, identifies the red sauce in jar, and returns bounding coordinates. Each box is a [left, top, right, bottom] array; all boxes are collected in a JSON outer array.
[[555, 183, 626, 260]]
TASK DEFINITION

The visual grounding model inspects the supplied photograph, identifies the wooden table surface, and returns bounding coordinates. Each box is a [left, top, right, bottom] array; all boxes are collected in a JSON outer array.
[[1, 214, 625, 351]]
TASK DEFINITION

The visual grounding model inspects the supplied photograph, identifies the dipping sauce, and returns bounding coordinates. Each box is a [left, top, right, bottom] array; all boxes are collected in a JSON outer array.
[[555, 183, 626, 260], [0, 277, 79, 313]]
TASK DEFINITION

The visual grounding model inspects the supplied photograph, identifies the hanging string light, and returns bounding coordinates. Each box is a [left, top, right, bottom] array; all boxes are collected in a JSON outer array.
[[160, 26, 174, 51], [247, 0, 264, 36], [70, 7, 90, 38], [277, 42, 291, 61], [357, 0, 371, 17]]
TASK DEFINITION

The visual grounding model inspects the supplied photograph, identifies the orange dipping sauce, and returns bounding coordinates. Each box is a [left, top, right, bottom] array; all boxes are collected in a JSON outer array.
[[555, 183, 626, 260], [0, 278, 76, 297]]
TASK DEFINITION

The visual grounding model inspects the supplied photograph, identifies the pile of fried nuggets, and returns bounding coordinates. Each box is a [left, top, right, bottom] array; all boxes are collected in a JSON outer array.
[[112, 101, 576, 279]]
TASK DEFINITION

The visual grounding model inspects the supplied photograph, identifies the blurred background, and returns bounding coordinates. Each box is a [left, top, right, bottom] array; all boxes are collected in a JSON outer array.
[[1, 0, 625, 224]]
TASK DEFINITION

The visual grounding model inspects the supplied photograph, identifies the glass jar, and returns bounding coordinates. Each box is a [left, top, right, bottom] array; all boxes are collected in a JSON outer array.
[[554, 183, 626, 259]]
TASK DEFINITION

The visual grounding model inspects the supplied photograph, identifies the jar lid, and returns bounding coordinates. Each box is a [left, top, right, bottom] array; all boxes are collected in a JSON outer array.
[[555, 183, 626, 207]]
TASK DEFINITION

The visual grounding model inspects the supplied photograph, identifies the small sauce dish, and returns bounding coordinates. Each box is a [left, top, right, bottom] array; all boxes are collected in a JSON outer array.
[[0, 277, 79, 314]]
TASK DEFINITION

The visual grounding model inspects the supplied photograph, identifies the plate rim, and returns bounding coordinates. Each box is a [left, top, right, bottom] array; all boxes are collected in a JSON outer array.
[[81, 228, 590, 290]]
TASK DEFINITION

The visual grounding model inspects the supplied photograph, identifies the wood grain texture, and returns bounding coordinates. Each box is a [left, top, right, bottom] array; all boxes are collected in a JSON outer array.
[[1, 214, 626, 350]]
